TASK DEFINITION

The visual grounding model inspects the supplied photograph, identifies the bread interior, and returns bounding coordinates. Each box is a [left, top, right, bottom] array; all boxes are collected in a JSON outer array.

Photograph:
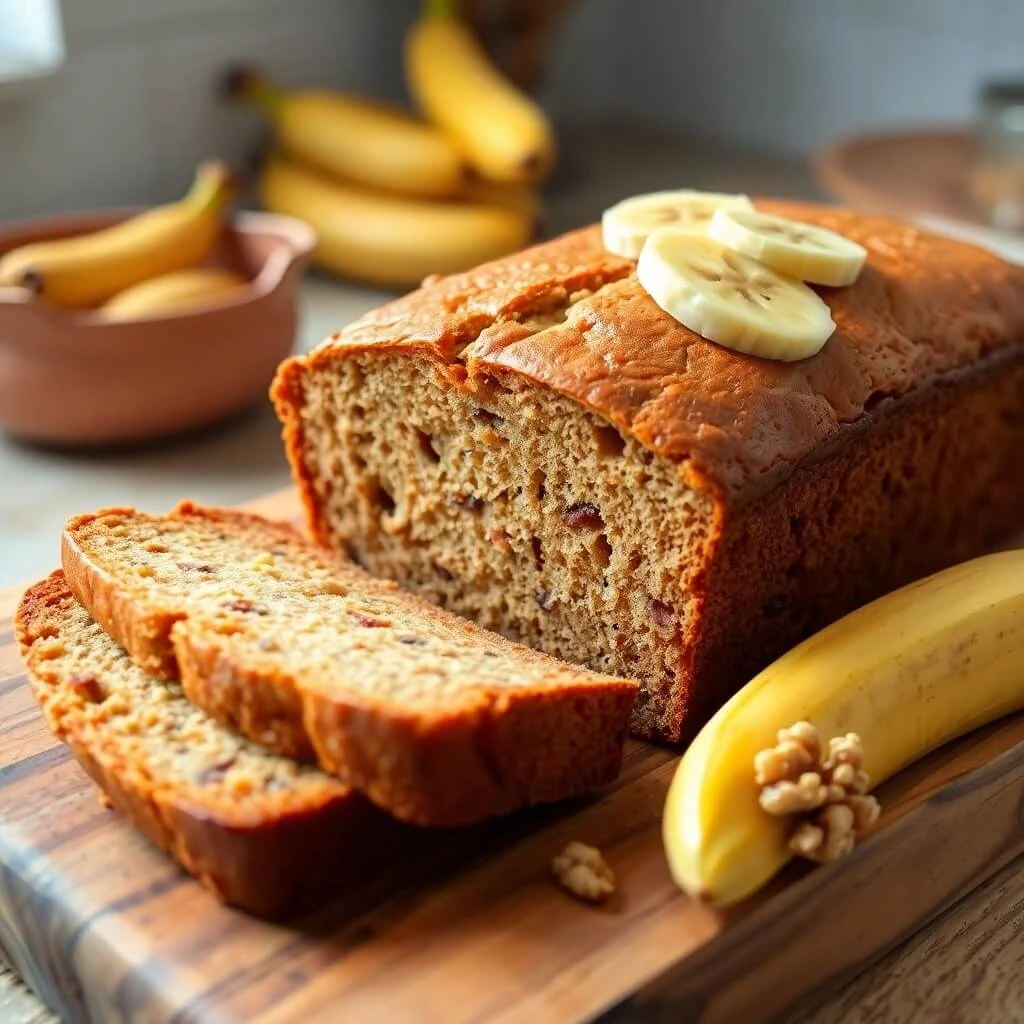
[[296, 353, 714, 733]]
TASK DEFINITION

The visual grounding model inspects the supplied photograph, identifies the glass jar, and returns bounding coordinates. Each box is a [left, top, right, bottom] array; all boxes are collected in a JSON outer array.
[[973, 79, 1024, 231]]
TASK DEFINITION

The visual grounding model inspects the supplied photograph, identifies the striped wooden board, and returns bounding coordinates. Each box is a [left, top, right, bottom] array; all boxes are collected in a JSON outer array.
[[2, 489, 1024, 1023]]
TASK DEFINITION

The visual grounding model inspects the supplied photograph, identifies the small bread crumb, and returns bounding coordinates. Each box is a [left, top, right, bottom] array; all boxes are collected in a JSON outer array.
[[551, 840, 616, 903]]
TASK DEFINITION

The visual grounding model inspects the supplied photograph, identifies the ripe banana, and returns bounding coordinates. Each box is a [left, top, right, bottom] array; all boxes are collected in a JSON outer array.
[[259, 158, 533, 289], [405, 1, 556, 185], [461, 177, 542, 220], [226, 68, 465, 200], [602, 190, 754, 259], [664, 549, 1024, 907], [709, 208, 867, 287], [0, 162, 235, 309], [100, 268, 247, 320], [636, 231, 835, 361]]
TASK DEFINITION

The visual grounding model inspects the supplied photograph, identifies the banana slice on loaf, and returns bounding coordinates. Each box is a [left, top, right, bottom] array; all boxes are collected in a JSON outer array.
[[636, 231, 836, 361], [709, 208, 868, 287], [602, 190, 754, 258]]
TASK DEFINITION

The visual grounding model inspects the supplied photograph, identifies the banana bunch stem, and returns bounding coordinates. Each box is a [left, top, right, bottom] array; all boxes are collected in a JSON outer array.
[[426, 0, 457, 17], [225, 68, 286, 119]]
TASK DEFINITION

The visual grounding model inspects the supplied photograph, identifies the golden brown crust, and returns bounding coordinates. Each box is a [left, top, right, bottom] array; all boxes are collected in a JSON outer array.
[[274, 201, 1024, 504], [271, 202, 1024, 744], [273, 360, 334, 547], [671, 348, 1024, 741], [172, 622, 316, 762], [16, 572, 410, 919], [302, 678, 635, 825], [63, 505, 638, 825], [62, 509, 183, 679]]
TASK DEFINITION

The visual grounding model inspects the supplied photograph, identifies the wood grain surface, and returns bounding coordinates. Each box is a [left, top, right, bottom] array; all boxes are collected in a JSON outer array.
[[1, 489, 1023, 1024]]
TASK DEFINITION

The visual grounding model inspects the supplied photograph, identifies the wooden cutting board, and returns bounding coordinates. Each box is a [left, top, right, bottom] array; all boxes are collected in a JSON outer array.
[[2, 488, 1024, 1024]]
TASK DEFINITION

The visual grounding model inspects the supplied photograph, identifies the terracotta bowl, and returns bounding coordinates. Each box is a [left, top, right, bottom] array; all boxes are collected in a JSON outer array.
[[0, 209, 315, 446]]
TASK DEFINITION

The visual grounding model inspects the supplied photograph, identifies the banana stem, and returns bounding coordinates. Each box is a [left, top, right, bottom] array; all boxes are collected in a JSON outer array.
[[247, 76, 286, 118], [425, 0, 456, 18], [188, 162, 237, 213], [228, 68, 286, 118]]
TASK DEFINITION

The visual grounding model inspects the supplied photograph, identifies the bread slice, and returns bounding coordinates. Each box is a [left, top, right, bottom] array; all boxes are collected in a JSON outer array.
[[16, 572, 409, 919], [61, 503, 638, 826]]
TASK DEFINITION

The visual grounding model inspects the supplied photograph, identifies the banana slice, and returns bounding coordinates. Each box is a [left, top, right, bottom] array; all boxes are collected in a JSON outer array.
[[636, 230, 836, 361], [709, 208, 867, 287], [602, 190, 754, 259]]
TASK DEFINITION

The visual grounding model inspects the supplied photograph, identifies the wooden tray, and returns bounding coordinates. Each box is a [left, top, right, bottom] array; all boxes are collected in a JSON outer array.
[[814, 126, 981, 222], [2, 489, 1024, 1023]]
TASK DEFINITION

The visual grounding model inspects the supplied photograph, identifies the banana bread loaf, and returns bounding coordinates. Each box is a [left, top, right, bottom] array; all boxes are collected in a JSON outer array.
[[273, 200, 1024, 743], [62, 503, 637, 825], [16, 571, 409, 919]]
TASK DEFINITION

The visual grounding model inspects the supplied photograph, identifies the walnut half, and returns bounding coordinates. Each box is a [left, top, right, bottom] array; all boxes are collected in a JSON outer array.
[[551, 840, 616, 903], [755, 722, 880, 864]]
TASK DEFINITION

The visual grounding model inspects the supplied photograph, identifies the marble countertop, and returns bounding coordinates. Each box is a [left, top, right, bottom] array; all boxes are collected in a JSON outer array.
[[0, 125, 818, 588]]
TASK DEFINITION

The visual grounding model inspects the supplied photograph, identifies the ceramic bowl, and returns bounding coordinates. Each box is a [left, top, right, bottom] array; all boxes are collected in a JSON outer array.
[[0, 209, 315, 446]]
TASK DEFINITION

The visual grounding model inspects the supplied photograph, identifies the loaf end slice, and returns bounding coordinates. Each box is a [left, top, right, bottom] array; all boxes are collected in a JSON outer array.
[[61, 504, 321, 683], [62, 505, 639, 826], [16, 571, 409, 919]]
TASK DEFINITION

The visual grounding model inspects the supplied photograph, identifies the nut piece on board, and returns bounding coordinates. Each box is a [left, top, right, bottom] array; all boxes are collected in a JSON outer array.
[[551, 840, 616, 903]]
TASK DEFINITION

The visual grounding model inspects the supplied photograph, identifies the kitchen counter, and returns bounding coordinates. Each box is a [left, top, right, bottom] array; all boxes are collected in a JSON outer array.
[[14, 127, 1022, 1022], [0, 125, 821, 589]]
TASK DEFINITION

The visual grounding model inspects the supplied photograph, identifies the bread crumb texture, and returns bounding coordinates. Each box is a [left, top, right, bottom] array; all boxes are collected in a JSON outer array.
[[16, 572, 351, 824], [275, 201, 1024, 741], [64, 505, 634, 709]]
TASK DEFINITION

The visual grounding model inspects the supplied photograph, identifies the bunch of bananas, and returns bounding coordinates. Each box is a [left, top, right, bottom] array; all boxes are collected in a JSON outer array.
[[0, 162, 246, 319], [232, 0, 555, 289]]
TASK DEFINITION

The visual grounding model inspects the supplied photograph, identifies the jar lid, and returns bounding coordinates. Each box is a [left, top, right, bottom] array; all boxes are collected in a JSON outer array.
[[981, 79, 1024, 107]]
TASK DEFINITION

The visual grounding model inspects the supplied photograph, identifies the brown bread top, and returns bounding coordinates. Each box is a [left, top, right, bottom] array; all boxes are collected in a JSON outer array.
[[278, 201, 1024, 501], [16, 572, 409, 919]]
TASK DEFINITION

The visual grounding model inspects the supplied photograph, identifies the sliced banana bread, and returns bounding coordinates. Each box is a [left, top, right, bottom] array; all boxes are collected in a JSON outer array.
[[272, 201, 1024, 742], [61, 504, 638, 826], [16, 571, 408, 919]]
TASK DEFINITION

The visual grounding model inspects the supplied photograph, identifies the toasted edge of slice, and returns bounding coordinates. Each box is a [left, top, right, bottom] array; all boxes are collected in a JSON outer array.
[[61, 504, 639, 826], [60, 502, 313, 683], [15, 571, 412, 919]]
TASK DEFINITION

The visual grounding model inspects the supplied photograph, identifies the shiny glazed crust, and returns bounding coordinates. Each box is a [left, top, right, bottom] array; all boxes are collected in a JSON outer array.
[[61, 504, 638, 825], [273, 201, 1024, 741], [16, 572, 408, 919]]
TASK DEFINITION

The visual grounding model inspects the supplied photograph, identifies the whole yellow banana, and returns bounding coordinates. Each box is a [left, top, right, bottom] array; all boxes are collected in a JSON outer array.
[[100, 268, 247, 320], [405, 3, 556, 185], [259, 158, 533, 289], [461, 177, 542, 220], [0, 162, 235, 309], [664, 549, 1024, 907], [226, 68, 465, 199]]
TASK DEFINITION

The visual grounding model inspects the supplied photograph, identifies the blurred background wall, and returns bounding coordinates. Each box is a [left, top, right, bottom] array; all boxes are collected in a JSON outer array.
[[0, 0, 1021, 220]]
